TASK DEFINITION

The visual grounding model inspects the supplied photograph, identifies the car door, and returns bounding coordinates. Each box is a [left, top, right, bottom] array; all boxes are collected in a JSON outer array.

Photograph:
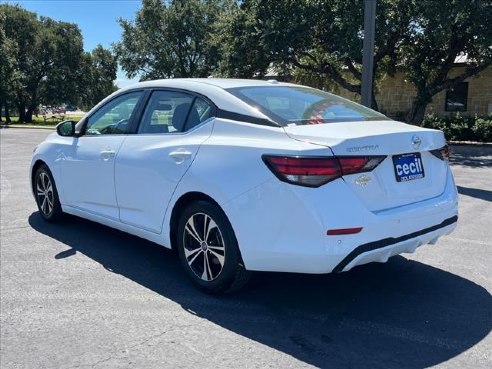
[[60, 91, 144, 220], [115, 90, 215, 233]]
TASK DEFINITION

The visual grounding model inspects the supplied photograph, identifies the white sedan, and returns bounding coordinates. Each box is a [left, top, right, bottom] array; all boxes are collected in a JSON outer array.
[[30, 79, 458, 293]]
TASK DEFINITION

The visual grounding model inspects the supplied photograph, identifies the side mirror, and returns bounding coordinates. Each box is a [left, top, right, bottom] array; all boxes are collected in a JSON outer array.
[[56, 120, 76, 137]]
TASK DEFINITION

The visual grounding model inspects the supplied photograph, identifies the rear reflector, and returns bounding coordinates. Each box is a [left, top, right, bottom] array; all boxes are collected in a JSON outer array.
[[327, 227, 363, 235], [262, 155, 385, 187]]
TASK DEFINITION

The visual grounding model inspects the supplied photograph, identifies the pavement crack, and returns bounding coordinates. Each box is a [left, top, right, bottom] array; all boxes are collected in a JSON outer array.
[[126, 328, 176, 350], [90, 355, 116, 368]]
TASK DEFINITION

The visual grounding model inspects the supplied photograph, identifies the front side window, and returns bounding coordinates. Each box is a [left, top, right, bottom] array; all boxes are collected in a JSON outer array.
[[85, 92, 143, 135], [138, 91, 213, 134], [227, 86, 390, 126]]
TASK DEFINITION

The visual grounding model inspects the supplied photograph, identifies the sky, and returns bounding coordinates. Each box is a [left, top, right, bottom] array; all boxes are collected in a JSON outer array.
[[4, 0, 143, 87]]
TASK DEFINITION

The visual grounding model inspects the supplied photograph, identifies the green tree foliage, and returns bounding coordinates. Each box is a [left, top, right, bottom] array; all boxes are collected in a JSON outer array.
[[0, 4, 38, 122], [88, 45, 118, 105], [215, 0, 491, 124], [38, 17, 85, 108], [214, 0, 415, 110], [0, 4, 117, 122], [76, 45, 118, 110], [114, 0, 234, 80], [212, 1, 272, 78], [402, 0, 492, 123], [1, 4, 85, 122], [0, 11, 21, 122]]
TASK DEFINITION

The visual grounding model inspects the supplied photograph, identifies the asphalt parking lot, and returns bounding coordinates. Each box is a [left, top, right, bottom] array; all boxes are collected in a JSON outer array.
[[1, 128, 491, 369]]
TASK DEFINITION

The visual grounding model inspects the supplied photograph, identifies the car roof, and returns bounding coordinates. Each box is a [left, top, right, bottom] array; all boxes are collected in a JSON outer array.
[[123, 78, 295, 90], [111, 78, 300, 121]]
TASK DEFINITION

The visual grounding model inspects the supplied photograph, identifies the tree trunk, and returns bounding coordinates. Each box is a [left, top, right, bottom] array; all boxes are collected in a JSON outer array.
[[406, 89, 434, 125], [26, 89, 39, 123], [5, 103, 12, 123], [26, 106, 35, 123], [407, 100, 428, 125], [18, 102, 26, 123]]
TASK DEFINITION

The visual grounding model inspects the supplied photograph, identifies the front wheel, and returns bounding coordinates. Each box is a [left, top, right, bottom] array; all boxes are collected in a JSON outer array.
[[176, 201, 251, 293], [34, 164, 63, 222]]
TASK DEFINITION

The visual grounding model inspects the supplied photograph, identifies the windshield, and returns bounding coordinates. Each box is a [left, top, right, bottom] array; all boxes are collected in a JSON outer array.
[[227, 86, 390, 126]]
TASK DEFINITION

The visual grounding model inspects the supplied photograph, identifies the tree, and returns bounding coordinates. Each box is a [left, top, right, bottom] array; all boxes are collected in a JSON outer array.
[[89, 45, 118, 104], [38, 18, 84, 109], [0, 4, 118, 121], [75, 45, 118, 109], [114, 0, 233, 80], [212, 1, 272, 78], [0, 4, 38, 122], [0, 4, 85, 122], [402, 0, 492, 124], [214, 0, 416, 110], [0, 12, 21, 123], [216, 0, 492, 123]]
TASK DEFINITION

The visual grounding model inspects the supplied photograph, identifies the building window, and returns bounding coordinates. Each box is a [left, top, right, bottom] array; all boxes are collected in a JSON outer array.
[[445, 82, 468, 112]]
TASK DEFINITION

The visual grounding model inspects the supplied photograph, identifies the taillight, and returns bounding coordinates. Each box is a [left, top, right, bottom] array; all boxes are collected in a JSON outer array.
[[430, 145, 450, 161], [338, 157, 386, 175], [262, 155, 385, 187]]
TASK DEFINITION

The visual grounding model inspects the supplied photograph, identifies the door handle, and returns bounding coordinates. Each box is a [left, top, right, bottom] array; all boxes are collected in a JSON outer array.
[[169, 149, 193, 164], [100, 149, 116, 161]]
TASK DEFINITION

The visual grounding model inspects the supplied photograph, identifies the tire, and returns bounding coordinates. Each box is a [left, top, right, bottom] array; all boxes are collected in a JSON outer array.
[[34, 164, 63, 222], [176, 200, 251, 294]]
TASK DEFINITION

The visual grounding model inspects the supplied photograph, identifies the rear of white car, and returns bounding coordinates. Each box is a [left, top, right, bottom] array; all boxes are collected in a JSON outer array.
[[214, 86, 458, 274]]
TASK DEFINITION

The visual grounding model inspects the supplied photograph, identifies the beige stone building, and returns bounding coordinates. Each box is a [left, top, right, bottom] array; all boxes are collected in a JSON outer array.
[[336, 65, 492, 120]]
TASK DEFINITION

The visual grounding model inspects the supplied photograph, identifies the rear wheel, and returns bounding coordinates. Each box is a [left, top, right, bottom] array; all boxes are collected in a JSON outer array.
[[176, 201, 250, 293], [34, 164, 63, 222]]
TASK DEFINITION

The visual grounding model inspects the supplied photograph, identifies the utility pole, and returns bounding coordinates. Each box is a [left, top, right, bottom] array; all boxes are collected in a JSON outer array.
[[361, 0, 377, 108]]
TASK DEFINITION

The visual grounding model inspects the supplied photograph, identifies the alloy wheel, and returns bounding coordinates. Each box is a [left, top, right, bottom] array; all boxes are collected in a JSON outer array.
[[36, 171, 54, 216], [182, 212, 226, 281]]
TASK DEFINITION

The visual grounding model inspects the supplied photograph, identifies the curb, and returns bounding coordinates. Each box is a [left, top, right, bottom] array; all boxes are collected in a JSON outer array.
[[449, 143, 492, 157], [449, 141, 492, 147], [1, 124, 55, 130]]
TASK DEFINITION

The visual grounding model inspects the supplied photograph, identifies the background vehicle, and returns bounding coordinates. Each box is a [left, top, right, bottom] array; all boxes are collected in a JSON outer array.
[[30, 79, 458, 293]]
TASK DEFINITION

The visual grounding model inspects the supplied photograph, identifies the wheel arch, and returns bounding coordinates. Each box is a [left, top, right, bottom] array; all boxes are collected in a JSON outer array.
[[31, 159, 48, 193], [169, 191, 220, 253]]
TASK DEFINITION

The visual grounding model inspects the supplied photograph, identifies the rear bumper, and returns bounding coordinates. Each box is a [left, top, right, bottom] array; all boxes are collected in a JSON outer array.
[[222, 166, 458, 274], [333, 215, 457, 272]]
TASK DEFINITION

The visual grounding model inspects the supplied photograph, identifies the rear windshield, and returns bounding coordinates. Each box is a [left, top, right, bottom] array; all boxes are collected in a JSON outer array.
[[227, 86, 390, 126]]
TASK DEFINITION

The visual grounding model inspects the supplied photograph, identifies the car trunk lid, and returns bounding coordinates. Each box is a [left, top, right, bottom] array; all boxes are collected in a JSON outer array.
[[283, 120, 449, 211]]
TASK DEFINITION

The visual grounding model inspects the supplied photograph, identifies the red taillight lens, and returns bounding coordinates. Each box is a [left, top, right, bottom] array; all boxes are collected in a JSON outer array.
[[338, 156, 386, 175], [263, 155, 385, 187], [263, 156, 341, 187]]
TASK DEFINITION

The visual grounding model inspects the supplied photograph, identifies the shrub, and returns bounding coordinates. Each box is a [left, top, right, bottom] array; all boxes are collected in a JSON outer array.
[[473, 117, 492, 142], [421, 113, 492, 142]]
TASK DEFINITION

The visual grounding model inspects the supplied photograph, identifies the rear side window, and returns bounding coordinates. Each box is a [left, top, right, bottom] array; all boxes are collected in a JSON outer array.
[[186, 97, 214, 130], [138, 91, 214, 134], [227, 86, 390, 126]]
